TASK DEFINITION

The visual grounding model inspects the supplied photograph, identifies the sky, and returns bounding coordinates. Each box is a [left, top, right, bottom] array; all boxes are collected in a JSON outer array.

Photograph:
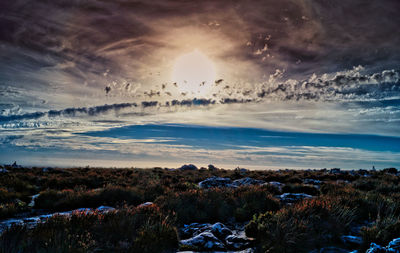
[[1, 0, 400, 169]]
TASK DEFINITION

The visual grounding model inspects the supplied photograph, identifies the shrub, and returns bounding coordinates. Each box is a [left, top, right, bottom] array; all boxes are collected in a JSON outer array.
[[156, 186, 279, 224], [246, 197, 356, 252], [35, 185, 145, 211], [0, 205, 178, 253], [360, 215, 400, 250], [281, 184, 319, 196]]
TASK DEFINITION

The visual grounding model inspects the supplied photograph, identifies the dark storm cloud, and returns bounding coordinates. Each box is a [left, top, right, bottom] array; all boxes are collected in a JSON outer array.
[[0, 0, 400, 123], [1, 0, 399, 83]]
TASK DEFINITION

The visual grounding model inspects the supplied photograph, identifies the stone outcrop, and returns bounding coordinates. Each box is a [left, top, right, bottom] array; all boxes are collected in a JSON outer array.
[[366, 238, 400, 253], [179, 222, 253, 251], [277, 193, 313, 203]]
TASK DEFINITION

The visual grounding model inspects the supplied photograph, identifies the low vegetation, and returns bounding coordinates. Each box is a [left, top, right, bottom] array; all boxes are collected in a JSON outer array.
[[0, 165, 399, 252], [0, 205, 178, 253]]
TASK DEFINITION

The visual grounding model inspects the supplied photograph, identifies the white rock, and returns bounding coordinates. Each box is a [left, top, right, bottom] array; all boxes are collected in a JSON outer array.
[[138, 202, 154, 207], [341, 235, 363, 245], [231, 177, 265, 187], [180, 231, 226, 251]]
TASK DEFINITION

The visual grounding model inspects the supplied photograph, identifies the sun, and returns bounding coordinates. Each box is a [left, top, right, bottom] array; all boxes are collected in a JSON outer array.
[[171, 50, 216, 96]]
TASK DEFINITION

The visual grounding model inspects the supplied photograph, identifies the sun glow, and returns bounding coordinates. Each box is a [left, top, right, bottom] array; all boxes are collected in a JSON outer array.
[[171, 50, 216, 96]]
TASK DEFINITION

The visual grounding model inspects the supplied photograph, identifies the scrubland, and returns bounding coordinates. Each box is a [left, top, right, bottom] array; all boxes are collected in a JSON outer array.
[[0, 166, 399, 252]]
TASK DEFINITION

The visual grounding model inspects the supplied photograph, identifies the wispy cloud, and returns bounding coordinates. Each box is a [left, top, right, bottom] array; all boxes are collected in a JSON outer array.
[[1, 124, 399, 169]]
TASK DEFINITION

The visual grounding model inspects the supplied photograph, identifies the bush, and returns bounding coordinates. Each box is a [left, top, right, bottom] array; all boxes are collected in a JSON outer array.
[[35, 185, 145, 211], [0, 205, 178, 253], [360, 216, 400, 250], [281, 184, 320, 196], [246, 197, 356, 253], [156, 186, 280, 224]]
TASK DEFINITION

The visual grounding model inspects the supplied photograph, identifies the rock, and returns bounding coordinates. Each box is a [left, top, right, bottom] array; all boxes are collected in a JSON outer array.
[[365, 238, 400, 253], [180, 223, 212, 239], [225, 234, 252, 250], [277, 193, 313, 203], [267, 181, 285, 191], [387, 238, 400, 251], [304, 179, 322, 185], [341, 235, 363, 245], [238, 249, 255, 253], [179, 164, 198, 171], [28, 194, 40, 208], [96, 206, 116, 212], [208, 164, 219, 171], [11, 161, 21, 168], [235, 167, 248, 175], [211, 222, 233, 240], [232, 177, 265, 187], [198, 177, 233, 189], [42, 167, 54, 173], [366, 243, 386, 253], [330, 168, 342, 174], [180, 231, 226, 251], [179, 222, 253, 251], [0, 206, 117, 234], [0, 168, 8, 173], [138, 202, 154, 208]]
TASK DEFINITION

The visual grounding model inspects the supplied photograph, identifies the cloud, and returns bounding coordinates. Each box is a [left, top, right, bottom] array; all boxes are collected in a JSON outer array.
[[0, 98, 254, 123], [255, 67, 400, 101], [0, 103, 138, 122], [2, 124, 400, 169], [1, 0, 400, 106]]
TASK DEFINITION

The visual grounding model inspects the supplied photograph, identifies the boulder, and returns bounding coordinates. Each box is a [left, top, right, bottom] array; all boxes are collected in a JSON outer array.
[[365, 238, 400, 252], [366, 243, 386, 253], [225, 234, 252, 250], [387, 238, 400, 251], [42, 167, 53, 172], [138, 202, 154, 208], [210, 222, 232, 240], [11, 161, 21, 168], [180, 223, 212, 239], [96, 206, 116, 213], [341, 235, 363, 245], [304, 179, 322, 185], [179, 222, 253, 251], [180, 231, 226, 251], [232, 177, 265, 187], [28, 194, 40, 208], [198, 177, 232, 189], [208, 164, 219, 171], [235, 167, 248, 175], [330, 168, 342, 174], [277, 193, 313, 203], [179, 164, 198, 171]]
